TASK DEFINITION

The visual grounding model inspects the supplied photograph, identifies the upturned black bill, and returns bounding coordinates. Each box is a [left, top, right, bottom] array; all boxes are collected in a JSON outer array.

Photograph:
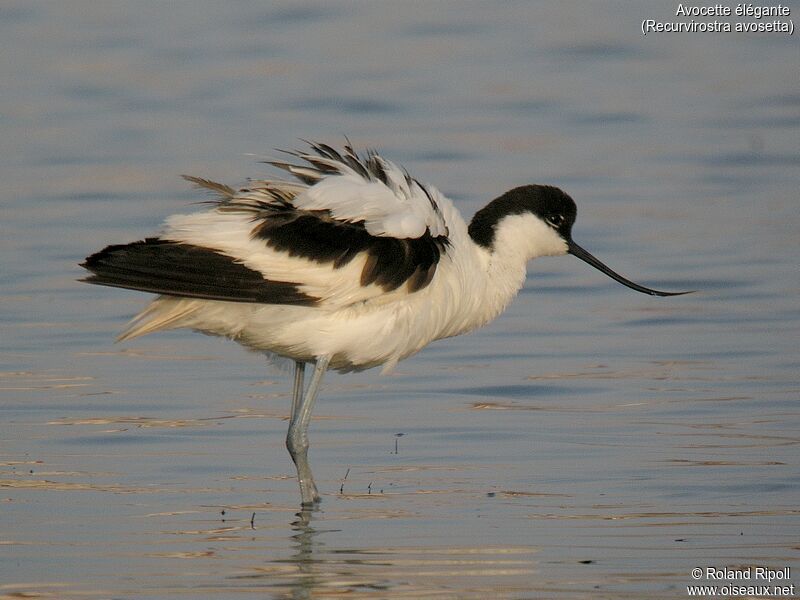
[[567, 240, 691, 297]]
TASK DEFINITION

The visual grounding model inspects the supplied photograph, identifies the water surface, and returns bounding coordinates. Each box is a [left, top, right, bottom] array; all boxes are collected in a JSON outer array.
[[1, 2, 798, 598]]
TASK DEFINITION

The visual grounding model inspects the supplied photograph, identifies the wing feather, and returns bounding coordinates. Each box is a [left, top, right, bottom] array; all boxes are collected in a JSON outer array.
[[82, 239, 318, 305], [83, 141, 457, 310], [269, 144, 450, 239]]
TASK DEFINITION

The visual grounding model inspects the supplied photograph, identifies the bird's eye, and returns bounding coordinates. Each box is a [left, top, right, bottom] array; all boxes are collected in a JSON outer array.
[[547, 214, 564, 228]]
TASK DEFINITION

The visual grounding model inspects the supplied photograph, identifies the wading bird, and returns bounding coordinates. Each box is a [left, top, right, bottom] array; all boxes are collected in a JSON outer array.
[[82, 141, 689, 506]]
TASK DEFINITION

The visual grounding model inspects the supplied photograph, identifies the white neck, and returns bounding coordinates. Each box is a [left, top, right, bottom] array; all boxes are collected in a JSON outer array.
[[458, 212, 569, 335]]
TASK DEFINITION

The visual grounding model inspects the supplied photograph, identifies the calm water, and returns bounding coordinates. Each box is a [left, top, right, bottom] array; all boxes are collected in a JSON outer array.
[[1, 2, 798, 598]]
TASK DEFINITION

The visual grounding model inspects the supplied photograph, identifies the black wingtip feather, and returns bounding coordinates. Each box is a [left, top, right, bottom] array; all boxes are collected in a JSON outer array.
[[81, 239, 318, 306]]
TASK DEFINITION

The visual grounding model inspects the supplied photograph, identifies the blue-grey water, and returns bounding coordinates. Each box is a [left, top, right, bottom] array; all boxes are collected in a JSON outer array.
[[1, 2, 798, 598]]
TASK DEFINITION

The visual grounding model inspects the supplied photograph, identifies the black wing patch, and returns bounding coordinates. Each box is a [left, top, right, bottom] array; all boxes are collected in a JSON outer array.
[[251, 208, 449, 293], [81, 239, 318, 305]]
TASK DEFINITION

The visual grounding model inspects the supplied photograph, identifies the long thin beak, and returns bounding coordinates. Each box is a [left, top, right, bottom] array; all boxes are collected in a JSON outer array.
[[567, 240, 691, 297]]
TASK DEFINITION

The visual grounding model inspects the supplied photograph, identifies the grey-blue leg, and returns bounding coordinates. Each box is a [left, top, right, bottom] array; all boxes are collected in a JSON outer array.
[[286, 356, 330, 506], [290, 361, 305, 416]]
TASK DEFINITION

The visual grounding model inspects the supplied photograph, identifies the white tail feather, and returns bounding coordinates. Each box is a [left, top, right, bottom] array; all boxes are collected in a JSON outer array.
[[117, 298, 201, 342]]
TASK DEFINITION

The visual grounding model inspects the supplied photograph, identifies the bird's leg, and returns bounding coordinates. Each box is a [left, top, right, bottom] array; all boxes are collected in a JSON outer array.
[[290, 361, 305, 417], [286, 355, 330, 506]]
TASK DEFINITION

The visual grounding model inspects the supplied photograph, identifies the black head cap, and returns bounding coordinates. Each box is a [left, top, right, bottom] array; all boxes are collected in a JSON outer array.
[[468, 185, 576, 249]]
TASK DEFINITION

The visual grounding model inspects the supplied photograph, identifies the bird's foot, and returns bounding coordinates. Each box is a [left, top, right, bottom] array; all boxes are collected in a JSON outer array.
[[299, 478, 321, 507]]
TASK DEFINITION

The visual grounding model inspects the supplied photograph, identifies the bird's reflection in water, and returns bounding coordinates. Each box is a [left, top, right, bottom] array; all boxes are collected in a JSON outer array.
[[284, 508, 323, 600], [240, 506, 393, 599], [228, 507, 329, 597], [225, 502, 541, 597]]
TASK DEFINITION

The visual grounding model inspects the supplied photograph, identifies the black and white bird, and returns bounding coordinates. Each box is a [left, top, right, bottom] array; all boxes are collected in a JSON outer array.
[[82, 141, 689, 506]]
